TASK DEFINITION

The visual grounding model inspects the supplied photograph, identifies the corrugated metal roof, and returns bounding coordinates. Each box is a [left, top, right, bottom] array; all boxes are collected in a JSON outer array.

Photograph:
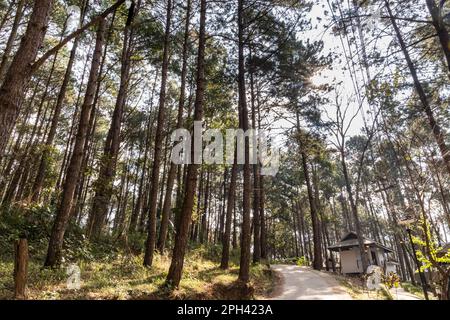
[[327, 231, 393, 253]]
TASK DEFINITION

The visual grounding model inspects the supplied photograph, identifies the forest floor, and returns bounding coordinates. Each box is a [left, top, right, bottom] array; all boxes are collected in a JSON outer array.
[[0, 247, 277, 300]]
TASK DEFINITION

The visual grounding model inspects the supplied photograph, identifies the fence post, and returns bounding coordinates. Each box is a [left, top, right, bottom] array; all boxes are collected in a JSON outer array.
[[14, 236, 28, 299]]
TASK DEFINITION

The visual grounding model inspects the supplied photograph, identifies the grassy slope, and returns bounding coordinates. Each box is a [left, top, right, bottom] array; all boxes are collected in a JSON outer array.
[[335, 274, 427, 300], [0, 206, 275, 300], [0, 247, 275, 300]]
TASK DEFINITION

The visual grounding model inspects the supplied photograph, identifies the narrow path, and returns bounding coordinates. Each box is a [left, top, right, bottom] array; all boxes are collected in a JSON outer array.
[[271, 264, 353, 300]]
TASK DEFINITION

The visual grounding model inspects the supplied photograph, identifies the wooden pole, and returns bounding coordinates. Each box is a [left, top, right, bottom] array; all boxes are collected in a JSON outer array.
[[14, 237, 28, 299]]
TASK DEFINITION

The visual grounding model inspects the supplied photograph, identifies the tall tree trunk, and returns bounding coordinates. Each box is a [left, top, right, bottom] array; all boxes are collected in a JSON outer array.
[[194, 168, 204, 242], [44, 19, 106, 267], [3, 54, 59, 205], [218, 168, 227, 242], [295, 200, 305, 257], [426, 0, 450, 76], [143, 0, 173, 267], [258, 105, 267, 260], [249, 59, 261, 263], [340, 149, 369, 272], [55, 45, 92, 193], [301, 151, 322, 270], [165, 0, 206, 287], [31, 0, 89, 202], [0, 102, 30, 198], [200, 170, 210, 243], [89, 3, 137, 239], [260, 179, 267, 257], [157, 136, 170, 219], [0, 0, 26, 82], [0, 0, 53, 158], [292, 201, 299, 257], [295, 111, 322, 270], [221, 159, 237, 269], [130, 72, 159, 233], [434, 168, 450, 227], [237, 0, 252, 284], [313, 164, 328, 267], [0, 1, 14, 34], [386, 0, 450, 176], [322, 211, 336, 272], [232, 194, 238, 250], [82, 9, 118, 229]]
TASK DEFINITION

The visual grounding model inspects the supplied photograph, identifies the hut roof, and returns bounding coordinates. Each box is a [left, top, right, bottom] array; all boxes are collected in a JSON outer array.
[[327, 231, 393, 253]]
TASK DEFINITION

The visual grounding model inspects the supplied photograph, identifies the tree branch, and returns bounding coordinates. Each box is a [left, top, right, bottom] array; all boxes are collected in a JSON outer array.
[[30, 0, 125, 73]]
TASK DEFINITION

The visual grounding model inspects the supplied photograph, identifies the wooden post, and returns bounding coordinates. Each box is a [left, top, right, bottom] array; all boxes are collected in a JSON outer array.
[[14, 237, 28, 299]]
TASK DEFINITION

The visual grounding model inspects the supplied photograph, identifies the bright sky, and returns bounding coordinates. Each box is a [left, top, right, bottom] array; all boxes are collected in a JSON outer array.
[[58, 0, 388, 152], [305, 1, 377, 136], [271, 0, 389, 150]]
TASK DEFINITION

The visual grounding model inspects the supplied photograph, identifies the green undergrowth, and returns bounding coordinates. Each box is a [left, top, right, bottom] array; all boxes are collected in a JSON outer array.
[[401, 282, 428, 299], [0, 248, 275, 300], [335, 274, 390, 300], [0, 205, 274, 300]]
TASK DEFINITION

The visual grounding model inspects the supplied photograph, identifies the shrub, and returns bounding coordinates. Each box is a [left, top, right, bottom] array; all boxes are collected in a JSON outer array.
[[296, 256, 309, 266], [0, 204, 54, 258], [0, 204, 119, 263]]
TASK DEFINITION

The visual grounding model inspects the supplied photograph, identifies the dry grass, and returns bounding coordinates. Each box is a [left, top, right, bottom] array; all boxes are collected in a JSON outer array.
[[334, 274, 390, 300], [0, 250, 274, 300]]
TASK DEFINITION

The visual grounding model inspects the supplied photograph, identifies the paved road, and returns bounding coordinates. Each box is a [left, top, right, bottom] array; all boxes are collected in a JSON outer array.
[[271, 265, 353, 300]]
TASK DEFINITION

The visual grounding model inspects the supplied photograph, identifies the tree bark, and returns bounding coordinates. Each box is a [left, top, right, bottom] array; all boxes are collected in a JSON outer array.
[[14, 237, 28, 300], [301, 151, 323, 270], [249, 59, 261, 263], [0, 0, 14, 34], [130, 72, 159, 233], [165, 0, 206, 287], [82, 12, 115, 234], [295, 111, 322, 270], [89, 2, 137, 239], [143, 0, 173, 267], [426, 0, 450, 77], [0, 0, 26, 82], [221, 159, 237, 269], [44, 19, 106, 267], [200, 170, 210, 243], [292, 201, 300, 257], [3, 53, 60, 205], [258, 104, 267, 259], [55, 45, 92, 194], [340, 149, 369, 272], [0, 0, 53, 159], [298, 201, 306, 257], [218, 168, 228, 242], [30, 0, 126, 73], [237, 0, 252, 284], [31, 1, 89, 202], [386, 0, 450, 177]]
